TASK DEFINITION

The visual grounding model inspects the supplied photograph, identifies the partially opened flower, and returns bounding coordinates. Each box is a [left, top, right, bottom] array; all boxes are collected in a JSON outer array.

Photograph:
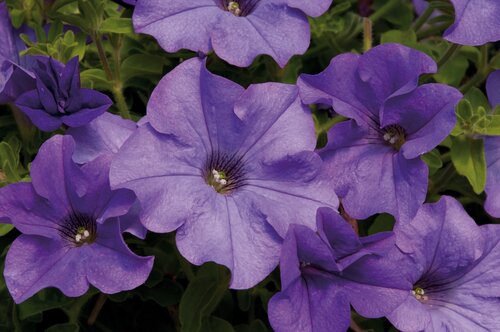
[[15, 56, 112, 132], [110, 57, 338, 289], [443, 0, 500, 46], [132, 0, 332, 68], [484, 70, 500, 217], [0, 2, 35, 104], [386, 196, 500, 331], [268, 208, 409, 332], [0, 135, 153, 303], [298, 43, 462, 222]]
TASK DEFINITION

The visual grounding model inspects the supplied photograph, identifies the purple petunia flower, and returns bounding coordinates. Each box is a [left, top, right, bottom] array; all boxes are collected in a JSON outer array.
[[110, 57, 338, 289], [298, 43, 462, 222], [15, 56, 112, 132], [132, 0, 332, 68], [0, 2, 36, 104], [484, 70, 500, 217], [386, 196, 500, 331], [0, 135, 154, 303], [443, 0, 500, 46], [268, 207, 409, 332], [66, 112, 148, 239]]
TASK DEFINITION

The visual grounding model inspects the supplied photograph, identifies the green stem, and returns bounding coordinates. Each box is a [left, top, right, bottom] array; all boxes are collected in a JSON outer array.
[[92, 34, 113, 81], [112, 84, 131, 119], [362, 18, 372, 52], [87, 293, 107, 326], [437, 44, 461, 68], [413, 4, 435, 32]]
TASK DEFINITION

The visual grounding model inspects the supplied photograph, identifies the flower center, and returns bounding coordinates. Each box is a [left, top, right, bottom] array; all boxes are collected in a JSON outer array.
[[412, 287, 428, 301], [204, 151, 246, 194], [219, 0, 260, 16], [382, 124, 407, 150], [58, 212, 97, 247]]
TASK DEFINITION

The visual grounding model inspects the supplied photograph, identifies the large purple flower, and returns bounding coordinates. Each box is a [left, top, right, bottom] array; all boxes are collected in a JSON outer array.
[[443, 0, 500, 46], [0, 135, 153, 303], [110, 57, 338, 289], [298, 43, 462, 222], [484, 70, 500, 217], [15, 56, 112, 132], [0, 2, 35, 104], [386, 196, 500, 331], [132, 0, 332, 68], [268, 208, 409, 332]]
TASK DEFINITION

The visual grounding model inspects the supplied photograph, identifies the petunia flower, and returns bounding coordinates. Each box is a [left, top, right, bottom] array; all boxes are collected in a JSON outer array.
[[386, 196, 500, 331], [15, 56, 112, 132], [131, 0, 333, 68], [443, 0, 500, 46], [298, 43, 462, 222], [0, 2, 36, 104], [484, 70, 500, 217], [267, 207, 409, 332], [110, 57, 338, 289], [0, 135, 154, 303]]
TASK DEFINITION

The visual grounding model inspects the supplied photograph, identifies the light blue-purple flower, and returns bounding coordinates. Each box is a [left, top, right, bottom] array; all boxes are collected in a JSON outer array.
[[298, 43, 462, 222], [0, 2, 35, 104], [67, 112, 147, 239], [484, 70, 500, 217], [0, 135, 153, 303], [444, 0, 500, 46], [110, 57, 338, 289], [268, 208, 409, 332], [132, 0, 332, 67], [15, 57, 112, 132], [387, 196, 500, 331]]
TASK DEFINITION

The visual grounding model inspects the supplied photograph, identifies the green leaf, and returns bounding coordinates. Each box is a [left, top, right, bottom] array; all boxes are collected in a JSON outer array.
[[80, 69, 111, 91], [179, 264, 230, 332], [204, 317, 235, 332], [136, 279, 183, 306], [380, 29, 416, 46], [120, 54, 165, 84], [434, 54, 468, 86], [45, 323, 79, 332], [368, 214, 395, 235], [99, 18, 133, 34], [421, 148, 443, 175], [0, 224, 13, 237], [450, 136, 486, 194], [235, 320, 268, 332], [18, 289, 74, 319], [464, 87, 490, 111]]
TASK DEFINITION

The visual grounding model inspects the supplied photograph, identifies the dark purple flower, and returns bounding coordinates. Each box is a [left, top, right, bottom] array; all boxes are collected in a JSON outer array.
[[0, 2, 36, 104], [386, 196, 500, 331], [444, 0, 500, 46], [132, 0, 332, 68], [15, 56, 112, 132], [110, 57, 338, 289], [0, 135, 153, 303], [484, 70, 500, 217], [66, 113, 147, 239], [268, 208, 409, 332], [298, 43, 462, 222]]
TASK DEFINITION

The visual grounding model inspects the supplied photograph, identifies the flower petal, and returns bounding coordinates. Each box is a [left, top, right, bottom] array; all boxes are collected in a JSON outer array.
[[147, 57, 245, 154], [211, 3, 309, 67], [4, 235, 87, 303], [486, 70, 500, 108], [87, 218, 154, 293], [133, 0, 221, 54], [321, 120, 428, 222], [15, 90, 62, 131], [381, 83, 461, 159], [66, 112, 136, 164], [61, 89, 112, 128], [485, 136, 500, 217], [444, 0, 500, 46], [277, 0, 333, 17], [176, 191, 282, 289]]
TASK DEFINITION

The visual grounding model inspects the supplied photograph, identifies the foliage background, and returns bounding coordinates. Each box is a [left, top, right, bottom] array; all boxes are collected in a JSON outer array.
[[0, 0, 499, 331]]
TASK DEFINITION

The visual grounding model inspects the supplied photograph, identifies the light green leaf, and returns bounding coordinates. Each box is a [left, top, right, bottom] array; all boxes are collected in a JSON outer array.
[[450, 136, 486, 194], [99, 18, 133, 34]]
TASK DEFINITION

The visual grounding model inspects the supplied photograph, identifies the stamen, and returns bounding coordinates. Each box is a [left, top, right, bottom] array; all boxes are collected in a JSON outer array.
[[227, 1, 241, 16], [58, 212, 97, 247], [204, 151, 247, 195], [412, 287, 428, 301], [382, 124, 407, 150]]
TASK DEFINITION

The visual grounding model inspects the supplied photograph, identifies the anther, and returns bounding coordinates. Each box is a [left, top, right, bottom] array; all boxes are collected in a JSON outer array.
[[227, 1, 242, 16]]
